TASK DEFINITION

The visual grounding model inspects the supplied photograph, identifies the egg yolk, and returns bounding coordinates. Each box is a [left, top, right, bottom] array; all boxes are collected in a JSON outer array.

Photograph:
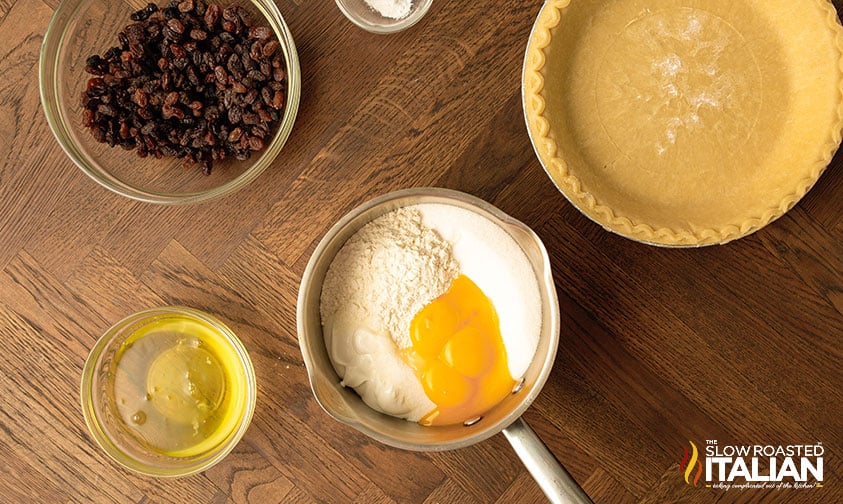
[[404, 275, 515, 426]]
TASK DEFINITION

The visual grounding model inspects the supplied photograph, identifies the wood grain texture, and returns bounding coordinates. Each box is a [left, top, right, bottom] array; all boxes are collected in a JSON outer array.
[[1, 0, 841, 503]]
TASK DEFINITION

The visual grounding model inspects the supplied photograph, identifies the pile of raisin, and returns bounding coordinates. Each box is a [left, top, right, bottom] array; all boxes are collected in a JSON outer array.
[[81, 0, 287, 175]]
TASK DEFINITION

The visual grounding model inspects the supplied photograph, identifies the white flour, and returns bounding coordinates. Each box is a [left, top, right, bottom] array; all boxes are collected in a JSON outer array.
[[364, 0, 412, 20], [321, 207, 458, 349]]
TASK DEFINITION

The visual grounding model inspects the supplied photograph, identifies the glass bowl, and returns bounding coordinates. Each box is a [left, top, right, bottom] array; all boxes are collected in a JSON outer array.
[[40, 0, 301, 204], [81, 306, 257, 477], [335, 0, 432, 34]]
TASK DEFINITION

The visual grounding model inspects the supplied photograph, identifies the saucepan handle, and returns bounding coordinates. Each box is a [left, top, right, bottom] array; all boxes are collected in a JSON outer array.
[[502, 417, 593, 504]]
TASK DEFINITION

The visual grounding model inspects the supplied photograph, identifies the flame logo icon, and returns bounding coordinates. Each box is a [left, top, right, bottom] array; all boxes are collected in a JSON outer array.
[[680, 441, 703, 486]]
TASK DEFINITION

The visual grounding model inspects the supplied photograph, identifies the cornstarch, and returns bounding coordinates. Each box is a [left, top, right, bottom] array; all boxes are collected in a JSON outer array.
[[364, 0, 412, 20]]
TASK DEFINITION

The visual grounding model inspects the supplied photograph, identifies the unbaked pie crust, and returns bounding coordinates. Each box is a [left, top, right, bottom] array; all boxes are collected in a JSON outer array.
[[523, 0, 843, 246]]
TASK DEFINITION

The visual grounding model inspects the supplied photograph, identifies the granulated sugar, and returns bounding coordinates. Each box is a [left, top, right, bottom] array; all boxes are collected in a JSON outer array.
[[415, 204, 541, 378]]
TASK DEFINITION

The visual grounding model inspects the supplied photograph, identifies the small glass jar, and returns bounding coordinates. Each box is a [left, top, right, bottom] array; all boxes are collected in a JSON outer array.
[[335, 0, 433, 34]]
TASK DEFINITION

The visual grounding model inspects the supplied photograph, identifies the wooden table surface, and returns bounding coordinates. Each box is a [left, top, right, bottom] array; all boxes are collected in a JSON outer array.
[[1, 0, 841, 502]]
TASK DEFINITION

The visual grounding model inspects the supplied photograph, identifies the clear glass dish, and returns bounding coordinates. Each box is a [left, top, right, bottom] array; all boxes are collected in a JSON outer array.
[[81, 306, 257, 477], [336, 0, 432, 34], [40, 0, 300, 204]]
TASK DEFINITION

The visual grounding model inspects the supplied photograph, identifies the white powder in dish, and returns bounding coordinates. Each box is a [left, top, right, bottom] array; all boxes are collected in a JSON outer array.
[[415, 204, 541, 378], [364, 0, 412, 20]]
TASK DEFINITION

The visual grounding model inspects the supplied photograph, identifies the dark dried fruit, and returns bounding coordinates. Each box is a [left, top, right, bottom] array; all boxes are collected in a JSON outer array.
[[130, 3, 158, 21], [227, 127, 242, 142], [249, 26, 271, 40], [162, 104, 184, 120], [164, 91, 179, 106], [124, 23, 146, 43], [221, 20, 237, 33], [80, 1, 288, 174], [248, 136, 263, 151], [222, 6, 238, 22], [133, 89, 149, 107], [247, 69, 265, 82], [214, 65, 227, 83], [85, 55, 106, 75], [260, 86, 272, 106], [262, 40, 279, 57], [86, 77, 105, 91], [83, 109, 96, 127], [227, 105, 242, 124], [167, 18, 185, 34], [204, 3, 221, 28], [271, 90, 284, 110], [244, 88, 258, 105]]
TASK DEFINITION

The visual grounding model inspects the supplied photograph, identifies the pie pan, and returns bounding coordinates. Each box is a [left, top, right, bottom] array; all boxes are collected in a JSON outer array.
[[523, 0, 843, 246]]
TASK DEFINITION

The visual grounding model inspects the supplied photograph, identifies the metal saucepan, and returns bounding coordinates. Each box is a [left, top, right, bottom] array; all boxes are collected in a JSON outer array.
[[297, 188, 592, 503]]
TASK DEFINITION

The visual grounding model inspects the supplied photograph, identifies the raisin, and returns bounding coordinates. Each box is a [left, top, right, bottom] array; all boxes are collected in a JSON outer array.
[[80, 1, 288, 175], [133, 89, 148, 107], [167, 18, 185, 34], [248, 136, 263, 151], [262, 40, 279, 57], [204, 4, 221, 28], [249, 26, 272, 40]]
